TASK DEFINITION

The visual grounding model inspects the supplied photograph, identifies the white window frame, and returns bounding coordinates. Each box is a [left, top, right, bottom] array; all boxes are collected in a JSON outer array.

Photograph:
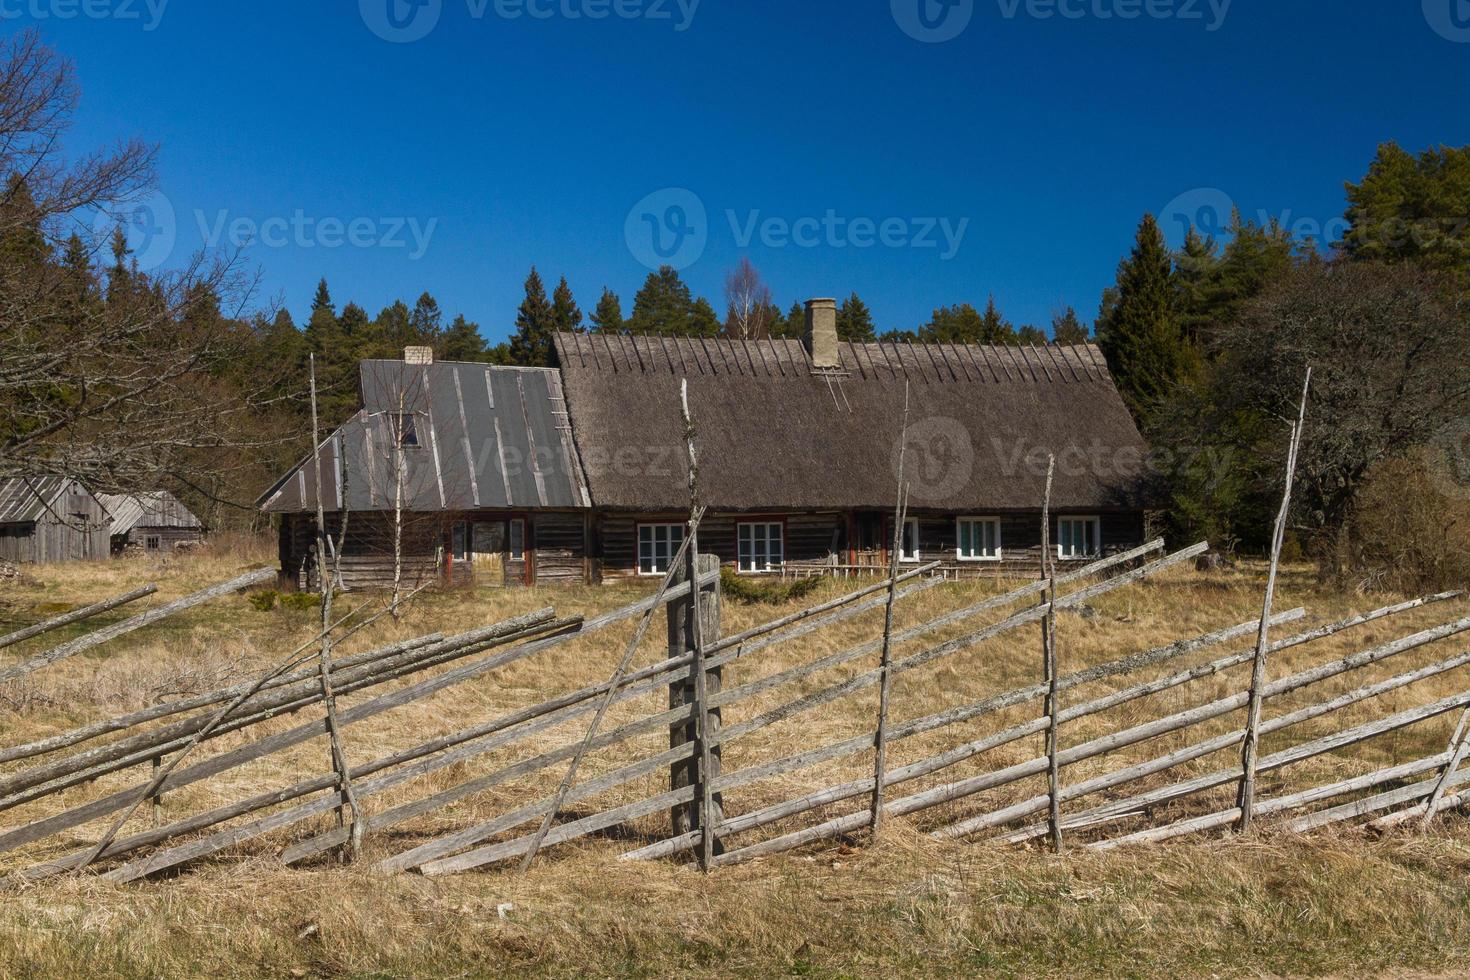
[[737, 521, 785, 574], [956, 517, 1003, 562], [1057, 516, 1102, 560], [899, 518, 922, 563], [637, 522, 685, 577]]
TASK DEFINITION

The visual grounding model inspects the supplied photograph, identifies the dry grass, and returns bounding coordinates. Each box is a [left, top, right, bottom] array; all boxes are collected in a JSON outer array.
[[3, 542, 1470, 978]]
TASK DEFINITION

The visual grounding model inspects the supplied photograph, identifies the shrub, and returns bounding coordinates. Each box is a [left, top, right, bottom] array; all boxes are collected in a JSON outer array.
[[246, 590, 279, 612], [720, 567, 824, 605], [280, 592, 324, 612], [1342, 454, 1470, 593]]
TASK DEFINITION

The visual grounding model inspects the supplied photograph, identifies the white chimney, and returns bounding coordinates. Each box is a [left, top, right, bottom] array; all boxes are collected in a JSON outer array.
[[804, 298, 839, 369], [404, 346, 434, 366]]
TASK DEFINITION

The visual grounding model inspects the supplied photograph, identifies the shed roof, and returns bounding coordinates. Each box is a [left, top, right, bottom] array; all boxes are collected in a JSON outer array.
[[98, 492, 204, 534], [258, 360, 591, 514], [0, 477, 106, 525], [553, 333, 1149, 513]]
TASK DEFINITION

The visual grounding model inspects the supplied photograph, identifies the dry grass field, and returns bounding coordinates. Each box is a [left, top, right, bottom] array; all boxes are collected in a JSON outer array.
[[3, 538, 1470, 978]]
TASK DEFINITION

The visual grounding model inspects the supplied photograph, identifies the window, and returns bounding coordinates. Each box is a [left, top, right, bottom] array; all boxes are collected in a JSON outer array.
[[508, 519, 526, 561], [738, 522, 784, 573], [451, 521, 470, 561], [393, 413, 418, 447], [638, 523, 685, 576], [1057, 517, 1102, 559], [956, 518, 1002, 561], [145, 535, 161, 551], [899, 518, 921, 562]]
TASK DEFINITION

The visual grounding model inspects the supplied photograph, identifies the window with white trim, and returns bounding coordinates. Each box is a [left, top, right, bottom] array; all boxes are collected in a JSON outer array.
[[956, 517, 1002, 561], [638, 523, 685, 576], [508, 519, 525, 561], [1057, 517, 1102, 559], [899, 518, 921, 562], [738, 522, 784, 573]]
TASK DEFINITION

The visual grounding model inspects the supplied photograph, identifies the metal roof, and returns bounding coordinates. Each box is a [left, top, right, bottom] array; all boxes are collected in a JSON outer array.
[[97, 492, 204, 534], [258, 360, 592, 514]]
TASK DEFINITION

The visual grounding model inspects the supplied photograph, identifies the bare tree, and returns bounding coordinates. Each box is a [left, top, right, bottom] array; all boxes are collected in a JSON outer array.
[[723, 257, 774, 341], [0, 30, 272, 493]]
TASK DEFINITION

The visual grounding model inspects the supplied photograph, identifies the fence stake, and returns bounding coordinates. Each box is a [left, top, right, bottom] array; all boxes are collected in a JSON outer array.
[[1422, 706, 1470, 828], [1237, 367, 1311, 833], [150, 756, 162, 828], [872, 382, 911, 835], [1040, 455, 1062, 854]]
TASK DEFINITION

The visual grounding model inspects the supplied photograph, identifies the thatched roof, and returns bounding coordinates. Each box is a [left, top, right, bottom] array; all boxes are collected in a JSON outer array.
[[258, 361, 591, 515], [554, 333, 1148, 513], [98, 492, 203, 534]]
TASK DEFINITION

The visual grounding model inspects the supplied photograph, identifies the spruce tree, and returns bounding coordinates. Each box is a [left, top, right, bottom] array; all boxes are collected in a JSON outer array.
[[1096, 214, 1194, 422], [441, 314, 488, 361], [509, 266, 556, 365], [409, 292, 443, 345], [1174, 226, 1221, 346], [690, 296, 720, 336], [551, 276, 583, 334], [1050, 306, 1090, 344], [978, 296, 1017, 345], [589, 287, 624, 333], [772, 300, 807, 339], [836, 292, 877, 341]]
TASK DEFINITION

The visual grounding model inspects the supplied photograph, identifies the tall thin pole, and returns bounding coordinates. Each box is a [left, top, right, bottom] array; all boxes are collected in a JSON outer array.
[[310, 353, 364, 860], [872, 382, 912, 834], [681, 379, 718, 870], [1237, 367, 1312, 832], [1040, 455, 1062, 853]]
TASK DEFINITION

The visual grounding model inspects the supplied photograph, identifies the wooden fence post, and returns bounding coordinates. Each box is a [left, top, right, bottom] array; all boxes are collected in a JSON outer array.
[[668, 553, 723, 863], [150, 755, 162, 828], [1422, 707, 1470, 828], [1040, 456, 1063, 854], [872, 381, 911, 835]]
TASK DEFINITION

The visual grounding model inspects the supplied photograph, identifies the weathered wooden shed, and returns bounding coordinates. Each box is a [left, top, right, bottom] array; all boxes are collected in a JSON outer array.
[[0, 477, 112, 564], [98, 492, 206, 555]]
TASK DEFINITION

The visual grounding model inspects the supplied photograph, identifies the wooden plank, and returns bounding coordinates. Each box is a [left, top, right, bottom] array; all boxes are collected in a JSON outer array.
[[0, 586, 158, 651], [0, 569, 275, 685]]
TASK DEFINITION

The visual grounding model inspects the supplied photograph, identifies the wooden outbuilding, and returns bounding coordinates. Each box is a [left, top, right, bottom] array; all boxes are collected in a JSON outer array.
[[0, 477, 112, 564], [98, 492, 206, 555]]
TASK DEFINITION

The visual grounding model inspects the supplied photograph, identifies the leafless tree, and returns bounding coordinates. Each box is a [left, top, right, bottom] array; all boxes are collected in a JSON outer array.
[[0, 30, 274, 493], [723, 257, 774, 340]]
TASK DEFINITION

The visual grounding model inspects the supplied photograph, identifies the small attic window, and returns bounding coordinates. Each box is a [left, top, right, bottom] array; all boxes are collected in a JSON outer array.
[[393, 414, 419, 447]]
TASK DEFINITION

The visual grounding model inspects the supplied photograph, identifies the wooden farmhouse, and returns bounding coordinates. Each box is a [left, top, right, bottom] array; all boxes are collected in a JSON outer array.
[[98, 492, 206, 555], [259, 300, 1150, 590], [0, 477, 112, 564]]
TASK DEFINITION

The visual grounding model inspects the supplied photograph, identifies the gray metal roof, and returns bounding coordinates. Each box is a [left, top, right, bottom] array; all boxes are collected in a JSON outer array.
[[258, 361, 591, 514], [0, 477, 83, 524], [98, 492, 204, 534]]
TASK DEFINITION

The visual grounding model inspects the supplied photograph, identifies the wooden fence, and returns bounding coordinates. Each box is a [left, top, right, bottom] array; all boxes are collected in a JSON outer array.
[[2, 539, 1469, 884]]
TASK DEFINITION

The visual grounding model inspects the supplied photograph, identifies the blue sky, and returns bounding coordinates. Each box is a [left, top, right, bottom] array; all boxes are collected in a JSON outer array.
[[20, 0, 1470, 341]]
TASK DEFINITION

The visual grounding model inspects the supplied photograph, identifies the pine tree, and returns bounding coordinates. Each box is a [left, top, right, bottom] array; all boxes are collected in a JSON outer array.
[[1016, 324, 1047, 345], [589, 287, 624, 333], [551, 276, 583, 334], [1343, 141, 1470, 274], [375, 300, 415, 350], [920, 303, 982, 343], [690, 297, 720, 336], [771, 300, 807, 339], [1096, 214, 1195, 422], [508, 266, 556, 365], [629, 266, 696, 336], [409, 292, 443, 345], [836, 292, 877, 341], [441, 314, 488, 361], [1050, 306, 1090, 344]]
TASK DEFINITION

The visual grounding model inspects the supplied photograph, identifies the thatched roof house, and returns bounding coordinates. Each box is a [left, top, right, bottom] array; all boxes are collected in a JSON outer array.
[[0, 477, 111, 564], [258, 302, 1151, 589], [98, 491, 206, 555]]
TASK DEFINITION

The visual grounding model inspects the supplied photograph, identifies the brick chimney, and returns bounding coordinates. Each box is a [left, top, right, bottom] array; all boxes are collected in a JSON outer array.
[[404, 346, 434, 365], [804, 298, 839, 369]]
